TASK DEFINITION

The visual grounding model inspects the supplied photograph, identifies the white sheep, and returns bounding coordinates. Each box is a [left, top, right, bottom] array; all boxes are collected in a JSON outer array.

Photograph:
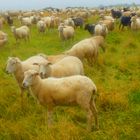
[[0, 31, 8, 47], [11, 25, 30, 42], [58, 24, 75, 41], [36, 56, 84, 79], [131, 16, 140, 30], [64, 18, 75, 27], [22, 69, 98, 131], [65, 36, 105, 64], [5, 55, 49, 101], [37, 20, 46, 33], [99, 19, 115, 31], [94, 24, 108, 37], [21, 17, 32, 26]]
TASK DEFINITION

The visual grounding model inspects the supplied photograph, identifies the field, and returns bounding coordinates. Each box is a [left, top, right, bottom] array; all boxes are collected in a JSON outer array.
[[0, 16, 140, 140]]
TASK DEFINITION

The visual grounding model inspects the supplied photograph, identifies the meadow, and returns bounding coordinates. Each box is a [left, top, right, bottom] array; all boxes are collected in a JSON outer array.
[[0, 16, 140, 140]]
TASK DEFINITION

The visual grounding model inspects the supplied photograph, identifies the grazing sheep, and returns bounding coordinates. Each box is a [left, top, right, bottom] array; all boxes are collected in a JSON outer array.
[[72, 17, 84, 28], [100, 14, 115, 22], [119, 16, 131, 30], [65, 36, 105, 64], [22, 69, 98, 131], [99, 19, 115, 31], [84, 24, 96, 35], [11, 25, 30, 42], [6, 16, 13, 26], [58, 24, 75, 41], [5, 56, 49, 101], [131, 16, 140, 30], [36, 56, 84, 79], [64, 18, 75, 27], [37, 20, 46, 33], [21, 17, 32, 26], [94, 24, 108, 37], [111, 9, 122, 19], [0, 31, 8, 47]]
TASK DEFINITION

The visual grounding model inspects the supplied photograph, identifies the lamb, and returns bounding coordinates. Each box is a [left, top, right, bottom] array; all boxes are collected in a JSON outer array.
[[94, 24, 108, 38], [11, 25, 30, 42], [58, 24, 75, 41], [5, 56, 49, 101], [65, 36, 105, 64], [36, 56, 84, 79], [131, 16, 140, 30], [37, 20, 46, 33], [22, 69, 98, 131], [0, 31, 8, 47]]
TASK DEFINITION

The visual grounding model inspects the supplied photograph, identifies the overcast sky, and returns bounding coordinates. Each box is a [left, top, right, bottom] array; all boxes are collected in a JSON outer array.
[[0, 0, 140, 10]]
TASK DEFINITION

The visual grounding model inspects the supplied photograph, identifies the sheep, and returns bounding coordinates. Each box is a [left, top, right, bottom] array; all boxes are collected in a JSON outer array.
[[99, 19, 115, 31], [111, 9, 122, 19], [11, 25, 30, 42], [0, 19, 3, 29], [64, 18, 75, 27], [21, 17, 32, 26], [72, 17, 84, 28], [46, 54, 67, 63], [84, 24, 96, 35], [37, 20, 46, 33], [36, 56, 84, 79], [131, 16, 140, 30], [58, 24, 75, 41], [6, 16, 13, 26], [119, 16, 131, 30], [94, 24, 108, 37], [100, 14, 115, 22], [65, 36, 105, 64], [0, 31, 8, 47], [22, 69, 98, 131], [42, 16, 56, 29], [5, 56, 49, 103]]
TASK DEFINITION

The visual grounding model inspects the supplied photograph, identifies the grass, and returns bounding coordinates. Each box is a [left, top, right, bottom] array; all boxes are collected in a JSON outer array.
[[0, 15, 140, 140]]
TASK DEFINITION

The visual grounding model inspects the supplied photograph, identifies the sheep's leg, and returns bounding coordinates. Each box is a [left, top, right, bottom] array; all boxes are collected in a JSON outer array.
[[86, 109, 93, 132], [90, 100, 99, 130], [47, 105, 54, 126], [20, 88, 24, 109]]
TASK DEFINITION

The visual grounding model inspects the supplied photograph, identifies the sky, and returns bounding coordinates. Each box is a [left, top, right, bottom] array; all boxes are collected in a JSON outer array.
[[0, 0, 140, 10]]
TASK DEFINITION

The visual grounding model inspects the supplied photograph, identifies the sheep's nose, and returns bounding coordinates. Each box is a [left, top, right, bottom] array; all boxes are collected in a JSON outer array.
[[40, 72, 44, 78], [22, 83, 26, 88], [5, 70, 9, 74]]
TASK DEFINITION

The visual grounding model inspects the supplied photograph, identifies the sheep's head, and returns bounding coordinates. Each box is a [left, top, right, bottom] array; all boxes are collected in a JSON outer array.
[[33, 61, 52, 79], [131, 16, 137, 22], [6, 57, 21, 74], [11, 26, 16, 33], [22, 70, 39, 88]]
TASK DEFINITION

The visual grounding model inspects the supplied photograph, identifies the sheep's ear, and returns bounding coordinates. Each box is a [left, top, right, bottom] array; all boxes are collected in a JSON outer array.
[[15, 57, 20, 63], [47, 62, 52, 65]]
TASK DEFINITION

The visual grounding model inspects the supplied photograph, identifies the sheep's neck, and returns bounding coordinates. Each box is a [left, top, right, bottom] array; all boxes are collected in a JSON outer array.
[[14, 63, 24, 84], [46, 66, 51, 78], [30, 76, 41, 99]]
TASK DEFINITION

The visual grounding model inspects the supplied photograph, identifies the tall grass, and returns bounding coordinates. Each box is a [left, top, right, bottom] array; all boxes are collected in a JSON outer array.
[[0, 16, 140, 140]]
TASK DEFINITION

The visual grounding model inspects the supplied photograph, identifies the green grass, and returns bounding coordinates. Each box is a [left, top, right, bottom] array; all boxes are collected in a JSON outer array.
[[0, 16, 140, 140]]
